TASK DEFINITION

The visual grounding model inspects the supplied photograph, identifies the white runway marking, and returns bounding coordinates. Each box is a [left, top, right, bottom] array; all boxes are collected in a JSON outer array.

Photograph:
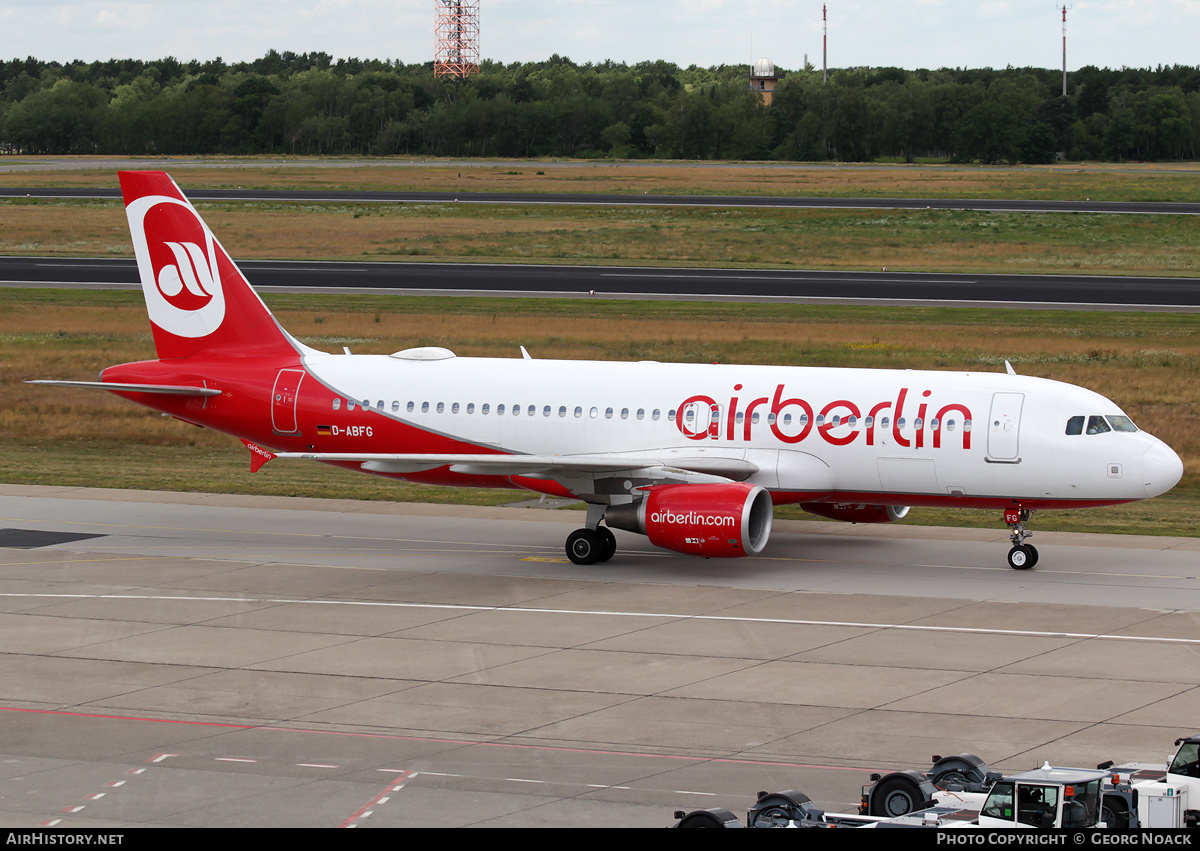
[[2, 590, 1197, 645]]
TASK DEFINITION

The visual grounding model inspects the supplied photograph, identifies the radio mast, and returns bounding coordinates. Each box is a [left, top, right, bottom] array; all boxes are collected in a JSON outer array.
[[823, 4, 828, 84], [1058, 5, 1071, 96], [434, 1, 480, 78]]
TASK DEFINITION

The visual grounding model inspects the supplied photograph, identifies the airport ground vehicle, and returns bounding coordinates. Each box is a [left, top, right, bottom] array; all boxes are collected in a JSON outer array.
[[674, 734, 1200, 828], [863, 735, 1200, 829]]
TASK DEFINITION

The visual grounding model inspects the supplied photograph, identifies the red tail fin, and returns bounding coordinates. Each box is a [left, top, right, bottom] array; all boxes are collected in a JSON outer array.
[[119, 171, 298, 360]]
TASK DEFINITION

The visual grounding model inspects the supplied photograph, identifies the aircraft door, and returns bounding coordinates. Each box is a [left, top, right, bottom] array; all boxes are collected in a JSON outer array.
[[271, 369, 305, 434], [987, 392, 1024, 462], [679, 400, 719, 440]]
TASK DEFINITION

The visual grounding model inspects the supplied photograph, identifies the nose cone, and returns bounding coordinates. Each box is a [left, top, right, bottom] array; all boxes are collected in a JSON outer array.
[[1143, 441, 1184, 498]]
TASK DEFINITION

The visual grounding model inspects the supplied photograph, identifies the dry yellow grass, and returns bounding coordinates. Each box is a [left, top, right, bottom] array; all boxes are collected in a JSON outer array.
[[4, 159, 1200, 201], [4, 198, 1199, 277]]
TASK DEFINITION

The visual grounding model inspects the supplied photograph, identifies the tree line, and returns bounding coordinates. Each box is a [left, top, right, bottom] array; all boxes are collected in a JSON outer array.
[[1, 51, 1197, 163]]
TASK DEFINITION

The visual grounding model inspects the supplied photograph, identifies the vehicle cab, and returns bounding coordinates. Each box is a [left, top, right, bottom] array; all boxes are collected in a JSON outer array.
[[977, 765, 1106, 829]]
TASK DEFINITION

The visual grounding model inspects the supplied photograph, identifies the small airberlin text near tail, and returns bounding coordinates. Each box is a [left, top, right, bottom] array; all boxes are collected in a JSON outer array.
[[119, 171, 298, 360]]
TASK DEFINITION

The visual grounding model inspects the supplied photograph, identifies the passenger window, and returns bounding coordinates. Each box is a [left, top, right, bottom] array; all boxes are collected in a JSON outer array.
[[605, 407, 613, 419], [407, 401, 415, 412], [620, 408, 629, 419], [392, 400, 399, 412], [528, 405, 536, 416], [1066, 415, 1084, 435], [574, 406, 582, 418], [467, 403, 475, 414], [452, 403, 459, 414], [498, 404, 506, 415], [637, 409, 645, 420], [543, 406, 551, 417], [436, 402, 444, 413], [559, 406, 567, 417], [332, 399, 341, 411], [482, 403, 490, 415], [1086, 415, 1111, 435]]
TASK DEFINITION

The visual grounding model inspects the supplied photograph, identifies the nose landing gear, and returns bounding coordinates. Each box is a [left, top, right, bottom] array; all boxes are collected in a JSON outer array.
[[1004, 507, 1038, 570]]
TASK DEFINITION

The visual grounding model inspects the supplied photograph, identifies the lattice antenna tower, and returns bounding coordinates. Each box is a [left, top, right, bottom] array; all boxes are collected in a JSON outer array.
[[1058, 5, 1072, 96], [434, 1, 480, 78]]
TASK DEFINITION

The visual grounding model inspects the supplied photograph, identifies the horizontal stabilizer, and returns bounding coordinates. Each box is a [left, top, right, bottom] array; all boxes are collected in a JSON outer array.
[[26, 380, 221, 396]]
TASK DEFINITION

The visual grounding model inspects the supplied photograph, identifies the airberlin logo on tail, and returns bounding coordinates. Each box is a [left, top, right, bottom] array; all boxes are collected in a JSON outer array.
[[156, 241, 216, 310], [126, 194, 227, 338]]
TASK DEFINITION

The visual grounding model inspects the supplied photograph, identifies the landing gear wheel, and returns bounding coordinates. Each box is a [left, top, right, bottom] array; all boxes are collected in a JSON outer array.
[[595, 526, 617, 563], [566, 528, 601, 565], [1007, 544, 1036, 570]]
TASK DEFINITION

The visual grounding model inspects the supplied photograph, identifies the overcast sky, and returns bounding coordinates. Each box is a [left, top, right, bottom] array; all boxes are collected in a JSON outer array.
[[3, 1, 1197, 72]]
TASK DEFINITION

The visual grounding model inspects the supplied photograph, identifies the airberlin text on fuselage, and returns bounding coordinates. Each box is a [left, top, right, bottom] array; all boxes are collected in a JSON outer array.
[[675, 384, 974, 449]]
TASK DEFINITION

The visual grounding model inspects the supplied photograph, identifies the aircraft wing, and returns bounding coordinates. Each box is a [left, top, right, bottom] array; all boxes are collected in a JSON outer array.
[[246, 442, 758, 481]]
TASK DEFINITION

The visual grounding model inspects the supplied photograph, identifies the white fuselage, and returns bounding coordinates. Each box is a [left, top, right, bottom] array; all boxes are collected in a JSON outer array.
[[299, 350, 1180, 507]]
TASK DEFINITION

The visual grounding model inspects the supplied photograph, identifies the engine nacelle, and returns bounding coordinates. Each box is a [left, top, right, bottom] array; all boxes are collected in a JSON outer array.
[[800, 503, 910, 524], [606, 483, 773, 558]]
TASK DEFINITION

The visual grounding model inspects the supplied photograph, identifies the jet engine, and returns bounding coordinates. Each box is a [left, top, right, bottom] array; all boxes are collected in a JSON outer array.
[[800, 503, 910, 523], [606, 482, 773, 557]]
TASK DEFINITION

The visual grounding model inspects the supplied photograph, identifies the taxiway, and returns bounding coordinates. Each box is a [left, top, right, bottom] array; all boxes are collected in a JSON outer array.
[[1, 484, 1197, 827]]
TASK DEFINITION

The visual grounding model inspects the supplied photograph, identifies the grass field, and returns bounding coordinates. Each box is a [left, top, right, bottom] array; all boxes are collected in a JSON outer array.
[[2, 197, 1199, 277], [4, 158, 1200, 201], [3, 288, 1197, 536]]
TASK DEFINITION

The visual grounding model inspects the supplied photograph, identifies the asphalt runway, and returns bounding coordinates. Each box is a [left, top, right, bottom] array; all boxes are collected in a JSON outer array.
[[1, 484, 1197, 827], [5, 185, 1199, 216], [4, 256, 1199, 310]]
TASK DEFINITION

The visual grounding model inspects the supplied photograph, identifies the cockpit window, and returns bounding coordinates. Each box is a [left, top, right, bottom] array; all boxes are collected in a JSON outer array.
[[1107, 415, 1138, 433], [1066, 416, 1084, 436], [1086, 415, 1112, 435]]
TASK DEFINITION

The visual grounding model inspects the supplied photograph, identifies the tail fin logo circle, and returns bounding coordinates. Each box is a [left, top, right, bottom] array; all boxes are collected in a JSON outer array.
[[157, 241, 215, 305], [126, 195, 227, 338]]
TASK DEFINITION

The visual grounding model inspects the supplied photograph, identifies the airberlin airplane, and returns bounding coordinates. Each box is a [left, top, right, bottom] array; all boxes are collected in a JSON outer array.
[[33, 172, 1184, 570]]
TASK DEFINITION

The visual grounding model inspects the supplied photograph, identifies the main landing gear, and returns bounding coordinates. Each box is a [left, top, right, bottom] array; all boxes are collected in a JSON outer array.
[[565, 503, 617, 566], [566, 526, 617, 565], [1004, 507, 1038, 570]]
